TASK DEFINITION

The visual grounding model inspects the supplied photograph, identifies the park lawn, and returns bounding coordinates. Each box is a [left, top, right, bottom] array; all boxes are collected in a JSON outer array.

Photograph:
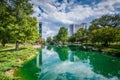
[[101, 45, 120, 57], [0, 44, 38, 80], [83, 43, 120, 57]]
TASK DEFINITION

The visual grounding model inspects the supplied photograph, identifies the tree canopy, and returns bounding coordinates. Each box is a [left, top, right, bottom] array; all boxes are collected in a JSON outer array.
[[69, 28, 87, 43], [91, 27, 116, 46], [90, 14, 120, 29], [46, 37, 52, 43], [88, 14, 120, 46], [57, 27, 68, 43], [0, 0, 39, 49]]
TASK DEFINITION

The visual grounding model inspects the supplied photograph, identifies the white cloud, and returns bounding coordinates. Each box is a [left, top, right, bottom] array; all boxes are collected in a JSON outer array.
[[42, 22, 60, 39], [31, 0, 120, 39], [32, 5, 41, 17], [93, 0, 120, 16]]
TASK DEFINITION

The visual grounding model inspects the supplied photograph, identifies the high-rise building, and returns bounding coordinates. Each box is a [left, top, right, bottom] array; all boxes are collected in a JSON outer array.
[[69, 23, 87, 36], [38, 21, 42, 35]]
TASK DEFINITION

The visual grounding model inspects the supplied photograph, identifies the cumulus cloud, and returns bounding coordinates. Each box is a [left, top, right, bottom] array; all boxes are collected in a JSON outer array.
[[31, 0, 120, 39]]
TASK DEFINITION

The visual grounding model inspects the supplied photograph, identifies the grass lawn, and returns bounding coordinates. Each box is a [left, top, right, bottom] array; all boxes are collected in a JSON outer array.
[[83, 43, 120, 57], [0, 44, 38, 80], [101, 45, 120, 57]]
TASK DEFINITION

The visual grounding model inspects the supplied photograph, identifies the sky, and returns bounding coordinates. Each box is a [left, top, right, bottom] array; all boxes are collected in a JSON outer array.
[[31, 0, 120, 39]]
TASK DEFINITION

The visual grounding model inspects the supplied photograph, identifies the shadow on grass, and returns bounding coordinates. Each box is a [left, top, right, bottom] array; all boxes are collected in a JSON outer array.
[[0, 48, 27, 52]]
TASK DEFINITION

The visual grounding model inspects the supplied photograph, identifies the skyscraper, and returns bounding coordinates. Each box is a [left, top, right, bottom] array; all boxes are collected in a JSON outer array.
[[38, 21, 42, 35], [69, 23, 87, 36]]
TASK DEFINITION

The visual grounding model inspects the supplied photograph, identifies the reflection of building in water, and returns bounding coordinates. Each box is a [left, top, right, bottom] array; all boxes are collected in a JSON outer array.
[[68, 50, 80, 62], [68, 51, 74, 62], [36, 51, 42, 69]]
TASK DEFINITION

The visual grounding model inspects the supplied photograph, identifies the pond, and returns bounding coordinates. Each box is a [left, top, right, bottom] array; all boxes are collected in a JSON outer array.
[[16, 45, 120, 80]]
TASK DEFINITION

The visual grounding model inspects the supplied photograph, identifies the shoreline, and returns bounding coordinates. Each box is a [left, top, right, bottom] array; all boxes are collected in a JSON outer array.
[[0, 45, 39, 80], [13, 52, 38, 78], [60, 44, 120, 58], [7, 49, 38, 77]]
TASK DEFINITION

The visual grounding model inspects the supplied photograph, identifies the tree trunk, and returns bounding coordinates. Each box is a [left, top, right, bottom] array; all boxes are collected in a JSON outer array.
[[103, 41, 109, 47], [1, 40, 6, 47], [15, 41, 19, 50]]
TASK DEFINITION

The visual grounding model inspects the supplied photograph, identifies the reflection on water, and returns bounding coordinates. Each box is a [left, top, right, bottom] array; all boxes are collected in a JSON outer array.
[[17, 46, 120, 80]]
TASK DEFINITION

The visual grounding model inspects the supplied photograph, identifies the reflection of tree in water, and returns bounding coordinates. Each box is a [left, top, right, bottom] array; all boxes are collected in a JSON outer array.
[[68, 46, 120, 79], [68, 45, 80, 52], [68, 45, 87, 52], [89, 53, 120, 79], [75, 51, 120, 78], [18, 46, 120, 80], [17, 56, 42, 80], [69, 46, 120, 79], [17, 50, 42, 80], [68, 45, 90, 62], [54, 46, 69, 61], [46, 46, 52, 50]]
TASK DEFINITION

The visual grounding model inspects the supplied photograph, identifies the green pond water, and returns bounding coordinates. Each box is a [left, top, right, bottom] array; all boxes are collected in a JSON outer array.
[[16, 46, 120, 80]]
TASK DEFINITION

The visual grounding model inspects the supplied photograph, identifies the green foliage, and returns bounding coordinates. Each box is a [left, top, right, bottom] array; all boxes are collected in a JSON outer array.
[[57, 27, 68, 43], [88, 24, 100, 32], [0, 0, 39, 48], [68, 36, 76, 42], [54, 46, 69, 61], [90, 14, 120, 28], [91, 27, 119, 46], [9, 17, 39, 43], [88, 14, 120, 46], [75, 28, 86, 42], [115, 28, 120, 42], [53, 35, 59, 43], [69, 28, 87, 43], [0, 1, 15, 46], [46, 37, 52, 43]]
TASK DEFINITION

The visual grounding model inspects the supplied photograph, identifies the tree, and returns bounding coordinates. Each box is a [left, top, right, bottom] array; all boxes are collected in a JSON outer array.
[[68, 36, 76, 42], [37, 34, 45, 44], [69, 28, 86, 43], [9, 17, 39, 50], [90, 14, 120, 28], [0, 1, 15, 47], [46, 37, 52, 43], [89, 23, 100, 32], [91, 27, 116, 47], [0, 0, 39, 50], [12, 0, 36, 50], [76, 28, 86, 42], [53, 35, 59, 44], [89, 14, 120, 46], [57, 27, 68, 44], [115, 28, 120, 42]]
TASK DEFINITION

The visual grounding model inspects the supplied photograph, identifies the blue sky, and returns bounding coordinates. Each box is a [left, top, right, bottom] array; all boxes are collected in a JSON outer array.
[[31, 0, 120, 39]]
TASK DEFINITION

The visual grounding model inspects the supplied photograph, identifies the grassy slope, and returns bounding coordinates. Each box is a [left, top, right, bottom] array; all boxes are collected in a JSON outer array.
[[0, 44, 38, 80]]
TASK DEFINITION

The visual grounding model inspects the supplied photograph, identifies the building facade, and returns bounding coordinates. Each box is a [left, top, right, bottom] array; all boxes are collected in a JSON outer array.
[[69, 23, 87, 36], [38, 21, 42, 35]]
